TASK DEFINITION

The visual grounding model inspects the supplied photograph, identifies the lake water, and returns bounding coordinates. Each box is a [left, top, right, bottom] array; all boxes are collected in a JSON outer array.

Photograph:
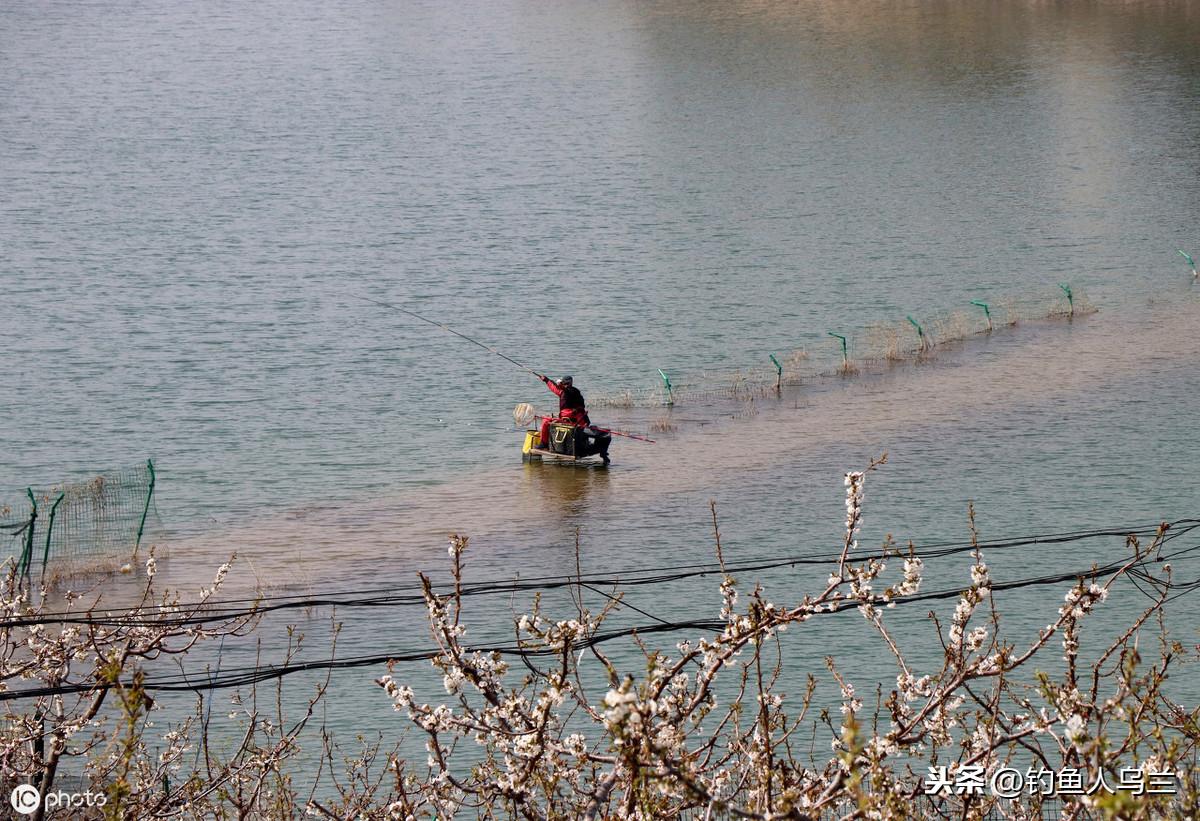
[[3, 0, 1199, 784]]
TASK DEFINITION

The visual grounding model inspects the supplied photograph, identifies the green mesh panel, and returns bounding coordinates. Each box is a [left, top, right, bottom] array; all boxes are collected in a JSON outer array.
[[3, 460, 156, 578], [590, 286, 1095, 408]]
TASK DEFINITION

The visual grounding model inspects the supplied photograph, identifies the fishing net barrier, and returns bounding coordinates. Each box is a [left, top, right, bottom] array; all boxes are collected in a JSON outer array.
[[590, 285, 1096, 408], [1, 516, 1195, 700], [1, 459, 157, 583]]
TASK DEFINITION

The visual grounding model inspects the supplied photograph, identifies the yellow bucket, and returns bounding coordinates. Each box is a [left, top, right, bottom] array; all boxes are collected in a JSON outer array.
[[522, 430, 540, 454]]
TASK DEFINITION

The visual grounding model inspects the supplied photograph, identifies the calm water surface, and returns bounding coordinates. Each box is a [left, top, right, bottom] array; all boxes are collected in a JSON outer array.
[[2, 0, 1199, 778]]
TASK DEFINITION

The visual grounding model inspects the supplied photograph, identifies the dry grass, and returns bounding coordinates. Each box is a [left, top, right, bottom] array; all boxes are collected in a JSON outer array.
[[864, 322, 908, 362]]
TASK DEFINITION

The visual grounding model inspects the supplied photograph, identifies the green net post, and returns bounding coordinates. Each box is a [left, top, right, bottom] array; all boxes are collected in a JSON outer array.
[[1179, 249, 1196, 276], [18, 489, 37, 580], [769, 354, 782, 391], [657, 369, 674, 406], [828, 333, 848, 368], [38, 493, 64, 586], [1059, 283, 1074, 317], [970, 300, 992, 331], [906, 315, 927, 350], [135, 459, 156, 558]]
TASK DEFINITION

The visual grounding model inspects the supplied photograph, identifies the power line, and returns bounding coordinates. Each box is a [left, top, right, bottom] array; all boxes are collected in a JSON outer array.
[[8, 519, 1194, 631], [2, 528, 1196, 701]]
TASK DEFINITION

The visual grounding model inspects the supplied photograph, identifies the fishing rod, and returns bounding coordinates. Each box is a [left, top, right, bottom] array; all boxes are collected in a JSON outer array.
[[533, 413, 656, 444], [354, 294, 544, 378], [358, 294, 655, 444]]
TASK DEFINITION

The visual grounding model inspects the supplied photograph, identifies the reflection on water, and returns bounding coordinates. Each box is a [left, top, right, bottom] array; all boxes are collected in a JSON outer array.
[[520, 459, 612, 520]]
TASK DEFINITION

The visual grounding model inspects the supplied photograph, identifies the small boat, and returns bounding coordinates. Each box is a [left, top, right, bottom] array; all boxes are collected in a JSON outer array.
[[522, 422, 611, 464]]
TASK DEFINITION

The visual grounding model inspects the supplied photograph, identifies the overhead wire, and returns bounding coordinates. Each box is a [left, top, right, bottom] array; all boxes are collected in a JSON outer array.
[[5, 520, 1196, 631], [2, 522, 1198, 701]]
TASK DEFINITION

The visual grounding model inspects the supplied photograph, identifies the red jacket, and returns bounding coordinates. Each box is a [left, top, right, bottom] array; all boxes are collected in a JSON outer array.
[[543, 377, 590, 425]]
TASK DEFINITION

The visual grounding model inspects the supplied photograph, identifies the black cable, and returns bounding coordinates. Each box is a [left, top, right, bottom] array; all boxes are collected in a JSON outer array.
[[2, 536, 1194, 702], [7, 520, 1193, 631]]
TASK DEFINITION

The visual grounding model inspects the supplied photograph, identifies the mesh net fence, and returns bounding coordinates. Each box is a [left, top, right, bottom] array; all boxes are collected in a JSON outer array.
[[590, 286, 1095, 408], [2, 460, 157, 580]]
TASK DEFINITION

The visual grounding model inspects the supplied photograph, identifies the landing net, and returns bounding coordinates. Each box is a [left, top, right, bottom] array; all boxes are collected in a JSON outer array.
[[513, 403, 536, 427]]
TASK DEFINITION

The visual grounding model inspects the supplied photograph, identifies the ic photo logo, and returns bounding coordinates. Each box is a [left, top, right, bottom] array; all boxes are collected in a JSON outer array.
[[9, 783, 107, 815], [10, 784, 40, 815]]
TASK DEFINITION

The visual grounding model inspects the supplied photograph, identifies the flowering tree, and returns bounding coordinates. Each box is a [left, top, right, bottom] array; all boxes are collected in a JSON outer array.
[[376, 459, 1197, 819], [0, 555, 344, 820], [1, 462, 1197, 819]]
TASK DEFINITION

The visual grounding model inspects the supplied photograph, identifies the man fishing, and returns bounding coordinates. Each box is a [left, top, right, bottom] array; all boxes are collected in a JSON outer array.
[[541, 374, 588, 424], [352, 295, 648, 459], [539, 375, 610, 464]]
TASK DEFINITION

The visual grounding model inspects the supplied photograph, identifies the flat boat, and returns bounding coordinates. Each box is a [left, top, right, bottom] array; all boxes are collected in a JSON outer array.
[[521, 423, 611, 464]]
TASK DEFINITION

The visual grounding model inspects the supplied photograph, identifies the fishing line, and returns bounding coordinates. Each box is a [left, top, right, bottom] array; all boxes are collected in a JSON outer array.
[[354, 293, 542, 378]]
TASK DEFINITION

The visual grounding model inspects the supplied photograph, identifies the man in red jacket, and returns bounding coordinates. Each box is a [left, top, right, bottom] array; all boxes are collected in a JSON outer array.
[[538, 375, 610, 463], [542, 374, 589, 425]]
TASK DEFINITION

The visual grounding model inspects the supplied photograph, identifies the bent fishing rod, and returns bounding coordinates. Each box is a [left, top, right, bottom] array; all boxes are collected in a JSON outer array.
[[355, 294, 655, 443]]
